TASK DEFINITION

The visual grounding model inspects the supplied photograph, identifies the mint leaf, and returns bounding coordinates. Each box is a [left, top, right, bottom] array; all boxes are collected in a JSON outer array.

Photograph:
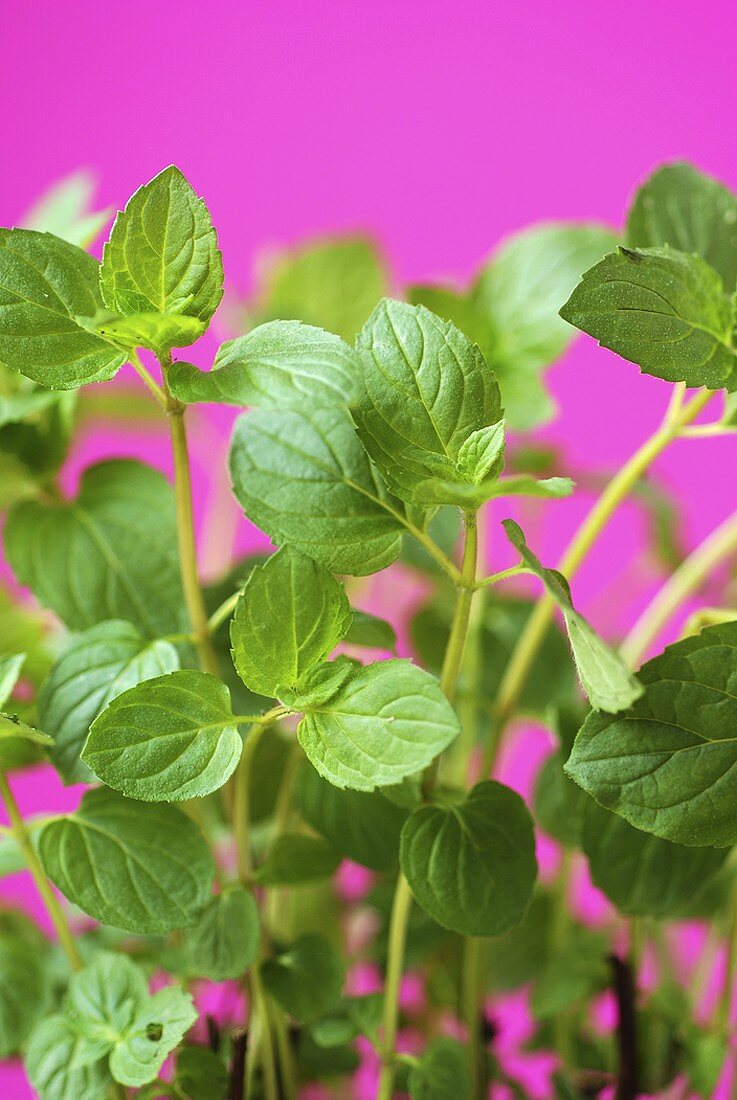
[[230, 547, 352, 697], [186, 889, 260, 981], [296, 659, 459, 791], [83, 670, 243, 802], [101, 166, 223, 335], [344, 610, 397, 652], [475, 223, 617, 370], [25, 1015, 112, 1100], [23, 170, 110, 249], [245, 236, 386, 342], [38, 787, 214, 932], [0, 931, 49, 1056], [5, 460, 184, 636], [84, 310, 205, 354], [566, 621, 737, 846], [400, 780, 536, 936], [0, 712, 52, 770], [0, 654, 24, 709], [229, 405, 404, 575], [582, 799, 728, 916], [169, 320, 363, 409], [560, 245, 737, 391], [531, 927, 609, 1018], [66, 952, 148, 1042], [38, 621, 179, 785], [253, 833, 341, 886], [296, 763, 407, 871], [261, 934, 344, 1023], [0, 228, 125, 388], [533, 751, 589, 848], [626, 162, 737, 292], [354, 299, 503, 505], [109, 985, 196, 1087], [502, 519, 642, 712], [174, 1046, 228, 1100], [409, 1037, 470, 1100]]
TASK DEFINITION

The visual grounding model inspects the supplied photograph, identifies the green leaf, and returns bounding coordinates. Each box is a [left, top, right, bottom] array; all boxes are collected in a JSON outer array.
[[174, 1046, 228, 1100], [38, 621, 179, 784], [0, 654, 24, 708], [5, 459, 184, 636], [23, 170, 110, 248], [344, 610, 397, 652], [354, 299, 503, 505], [253, 833, 341, 885], [82, 670, 243, 802], [25, 1014, 112, 1100], [533, 751, 589, 848], [0, 930, 49, 1055], [400, 780, 537, 936], [582, 799, 728, 917], [83, 310, 206, 354], [486, 890, 554, 993], [566, 621, 737, 845], [296, 762, 407, 870], [229, 405, 404, 576], [186, 888, 260, 981], [0, 712, 53, 770], [560, 245, 737, 391], [101, 166, 223, 331], [476, 223, 617, 363], [0, 228, 125, 388], [169, 320, 363, 409], [246, 236, 386, 342], [296, 659, 459, 791], [626, 162, 737, 292], [409, 1037, 470, 1100], [66, 952, 148, 1043], [684, 1027, 727, 1097], [408, 282, 548, 434], [261, 934, 344, 1023], [109, 985, 196, 1086], [230, 547, 352, 697], [502, 519, 642, 712], [39, 787, 214, 932]]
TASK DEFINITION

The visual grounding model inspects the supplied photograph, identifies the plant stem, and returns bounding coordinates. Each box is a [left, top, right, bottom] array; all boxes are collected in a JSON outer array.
[[233, 718, 280, 881], [377, 873, 414, 1100], [621, 507, 737, 667], [159, 355, 220, 677], [0, 771, 82, 970], [127, 349, 167, 407], [248, 963, 279, 1100], [378, 511, 479, 1100], [480, 387, 713, 776]]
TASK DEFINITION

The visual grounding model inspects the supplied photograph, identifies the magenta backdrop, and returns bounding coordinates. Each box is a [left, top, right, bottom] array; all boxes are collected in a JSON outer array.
[[3, 2, 737, 1097]]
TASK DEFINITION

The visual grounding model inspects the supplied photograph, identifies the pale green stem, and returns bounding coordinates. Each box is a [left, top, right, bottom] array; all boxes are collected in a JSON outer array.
[[159, 355, 220, 677], [127, 349, 167, 407], [0, 771, 82, 970], [378, 511, 479, 1100], [480, 387, 714, 777], [620, 508, 737, 667]]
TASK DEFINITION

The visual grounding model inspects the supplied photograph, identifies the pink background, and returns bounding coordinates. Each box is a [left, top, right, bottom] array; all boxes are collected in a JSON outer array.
[[3, 2, 737, 1096]]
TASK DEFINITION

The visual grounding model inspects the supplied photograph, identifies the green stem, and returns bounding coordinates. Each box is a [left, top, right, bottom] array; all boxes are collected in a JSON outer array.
[[620, 507, 737, 668], [233, 717, 282, 882], [480, 387, 713, 777], [376, 873, 414, 1100], [248, 963, 279, 1100], [0, 770, 82, 970], [461, 936, 488, 1099], [159, 356, 220, 677], [378, 511, 479, 1100], [127, 349, 167, 407]]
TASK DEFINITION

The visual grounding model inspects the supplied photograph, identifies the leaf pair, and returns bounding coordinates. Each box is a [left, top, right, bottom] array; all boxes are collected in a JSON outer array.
[[561, 162, 737, 392], [230, 546, 460, 790], [0, 165, 222, 390], [26, 953, 195, 1097]]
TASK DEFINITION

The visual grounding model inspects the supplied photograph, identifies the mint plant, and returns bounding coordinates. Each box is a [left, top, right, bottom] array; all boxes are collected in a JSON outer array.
[[2, 161, 737, 1099]]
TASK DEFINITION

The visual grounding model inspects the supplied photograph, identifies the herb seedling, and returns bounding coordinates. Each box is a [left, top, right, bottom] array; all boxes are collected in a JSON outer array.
[[1, 161, 737, 1099]]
